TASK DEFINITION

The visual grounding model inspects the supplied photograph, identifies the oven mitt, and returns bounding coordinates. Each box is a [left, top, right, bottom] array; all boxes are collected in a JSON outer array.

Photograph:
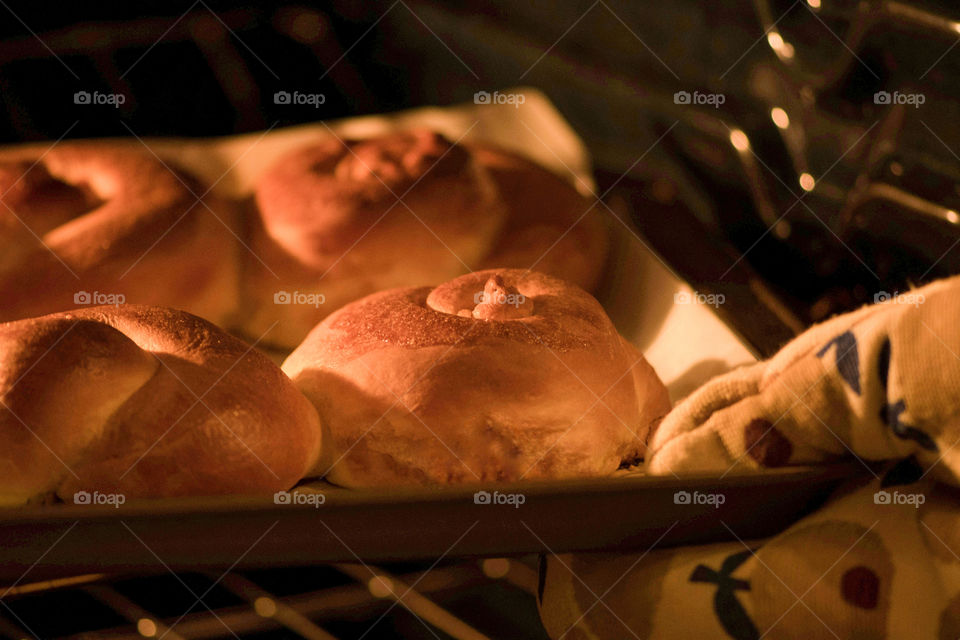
[[539, 274, 960, 639]]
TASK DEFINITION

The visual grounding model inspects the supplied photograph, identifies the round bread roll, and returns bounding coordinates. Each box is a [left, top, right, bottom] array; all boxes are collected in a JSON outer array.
[[238, 130, 608, 349], [282, 268, 669, 487], [0, 305, 322, 506], [0, 142, 239, 325], [239, 129, 506, 348]]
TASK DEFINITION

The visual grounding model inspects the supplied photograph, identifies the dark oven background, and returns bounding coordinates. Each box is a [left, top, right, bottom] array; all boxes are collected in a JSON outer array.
[[4, 1, 960, 357], [4, 1, 960, 356]]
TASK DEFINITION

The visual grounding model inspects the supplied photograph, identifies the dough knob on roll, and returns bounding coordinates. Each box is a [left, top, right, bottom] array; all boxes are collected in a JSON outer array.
[[0, 142, 239, 326], [0, 305, 323, 505], [468, 274, 533, 320], [283, 268, 670, 487]]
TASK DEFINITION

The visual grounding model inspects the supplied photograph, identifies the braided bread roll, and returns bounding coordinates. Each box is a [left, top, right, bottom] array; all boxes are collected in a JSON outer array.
[[0, 142, 239, 325], [239, 130, 608, 349], [0, 305, 322, 505], [283, 269, 669, 487]]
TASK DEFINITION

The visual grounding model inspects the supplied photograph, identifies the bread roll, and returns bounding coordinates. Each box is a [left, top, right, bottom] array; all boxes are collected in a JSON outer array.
[[238, 129, 506, 348], [283, 269, 669, 487], [0, 142, 239, 326], [238, 130, 608, 349], [0, 305, 322, 505]]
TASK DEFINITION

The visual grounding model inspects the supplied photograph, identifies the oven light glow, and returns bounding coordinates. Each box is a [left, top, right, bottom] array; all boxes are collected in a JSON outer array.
[[807, 0, 821, 8], [136, 618, 157, 637], [369, 575, 394, 598], [947, 210, 959, 224], [771, 107, 790, 129], [729, 129, 750, 151], [775, 220, 792, 238], [482, 558, 511, 578], [254, 596, 277, 617], [767, 32, 795, 59], [799, 173, 816, 191]]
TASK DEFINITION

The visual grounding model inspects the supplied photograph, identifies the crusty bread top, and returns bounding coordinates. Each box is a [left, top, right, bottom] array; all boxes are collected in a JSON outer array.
[[0, 305, 322, 505]]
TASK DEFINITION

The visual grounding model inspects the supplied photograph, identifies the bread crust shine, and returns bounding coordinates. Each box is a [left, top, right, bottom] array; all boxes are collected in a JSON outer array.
[[239, 131, 609, 349], [283, 269, 669, 487], [0, 142, 239, 326], [0, 305, 322, 505]]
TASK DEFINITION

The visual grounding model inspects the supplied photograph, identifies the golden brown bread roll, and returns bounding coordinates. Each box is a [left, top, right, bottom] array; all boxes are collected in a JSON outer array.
[[238, 129, 506, 348], [282, 269, 669, 487], [0, 305, 322, 505], [0, 142, 239, 326], [238, 130, 608, 349]]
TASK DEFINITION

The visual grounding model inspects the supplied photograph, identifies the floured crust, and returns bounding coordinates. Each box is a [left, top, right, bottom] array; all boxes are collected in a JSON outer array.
[[238, 131, 609, 349], [0, 142, 239, 326], [239, 129, 507, 348], [0, 305, 323, 505], [283, 269, 670, 487]]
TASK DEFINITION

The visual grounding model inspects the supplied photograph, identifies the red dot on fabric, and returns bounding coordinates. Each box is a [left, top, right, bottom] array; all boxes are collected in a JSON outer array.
[[841, 566, 879, 609], [744, 419, 792, 467]]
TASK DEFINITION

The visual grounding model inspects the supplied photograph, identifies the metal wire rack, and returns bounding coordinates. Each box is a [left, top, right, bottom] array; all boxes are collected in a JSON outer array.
[[0, 558, 545, 639]]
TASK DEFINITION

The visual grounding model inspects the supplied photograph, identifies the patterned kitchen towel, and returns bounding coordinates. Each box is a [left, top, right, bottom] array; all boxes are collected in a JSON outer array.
[[539, 274, 960, 639]]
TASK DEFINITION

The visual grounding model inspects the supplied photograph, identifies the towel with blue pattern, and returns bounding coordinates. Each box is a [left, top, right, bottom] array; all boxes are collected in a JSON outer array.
[[539, 275, 960, 639]]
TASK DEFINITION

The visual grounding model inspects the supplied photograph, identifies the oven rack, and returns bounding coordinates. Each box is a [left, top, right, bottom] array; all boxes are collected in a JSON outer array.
[[1, 558, 543, 640]]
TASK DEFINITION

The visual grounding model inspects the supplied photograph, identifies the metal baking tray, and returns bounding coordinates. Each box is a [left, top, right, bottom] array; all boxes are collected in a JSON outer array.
[[0, 464, 860, 583], [0, 92, 822, 584]]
